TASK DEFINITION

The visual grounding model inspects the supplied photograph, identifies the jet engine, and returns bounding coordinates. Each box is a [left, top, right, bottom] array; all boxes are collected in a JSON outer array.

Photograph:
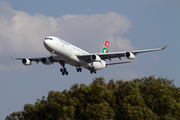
[[22, 58, 31, 65], [125, 52, 135, 59], [90, 54, 101, 62], [42, 57, 51, 65]]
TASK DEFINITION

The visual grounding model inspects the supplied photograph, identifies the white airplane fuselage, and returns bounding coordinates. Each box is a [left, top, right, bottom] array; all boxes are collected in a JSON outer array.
[[13, 36, 167, 75], [43, 36, 106, 70]]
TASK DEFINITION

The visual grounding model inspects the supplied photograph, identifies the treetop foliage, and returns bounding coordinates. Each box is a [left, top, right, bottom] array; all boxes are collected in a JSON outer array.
[[6, 76, 180, 120]]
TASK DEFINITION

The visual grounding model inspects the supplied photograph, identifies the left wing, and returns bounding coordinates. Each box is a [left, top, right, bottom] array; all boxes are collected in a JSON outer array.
[[76, 45, 168, 62], [12, 57, 42, 63], [11, 55, 63, 65]]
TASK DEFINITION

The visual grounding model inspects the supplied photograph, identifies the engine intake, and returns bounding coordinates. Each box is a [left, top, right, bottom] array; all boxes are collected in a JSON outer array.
[[22, 58, 31, 65], [90, 54, 101, 62], [42, 58, 51, 65], [125, 52, 135, 59]]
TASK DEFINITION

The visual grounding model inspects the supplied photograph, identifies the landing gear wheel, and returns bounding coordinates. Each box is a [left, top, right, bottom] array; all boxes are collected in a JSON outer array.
[[89, 67, 96, 74], [60, 68, 68, 76], [76, 66, 82, 72], [59, 61, 68, 76]]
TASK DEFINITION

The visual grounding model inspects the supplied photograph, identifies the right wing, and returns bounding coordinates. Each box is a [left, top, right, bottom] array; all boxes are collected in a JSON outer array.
[[97, 45, 168, 60]]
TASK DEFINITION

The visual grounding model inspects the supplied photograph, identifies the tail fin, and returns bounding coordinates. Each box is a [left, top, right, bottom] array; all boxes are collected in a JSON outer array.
[[101, 41, 109, 53]]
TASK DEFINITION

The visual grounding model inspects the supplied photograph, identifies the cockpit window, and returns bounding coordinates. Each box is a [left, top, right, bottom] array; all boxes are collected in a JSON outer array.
[[45, 38, 53, 40]]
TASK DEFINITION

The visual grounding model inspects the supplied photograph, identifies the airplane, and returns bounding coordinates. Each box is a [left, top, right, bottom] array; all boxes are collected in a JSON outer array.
[[12, 36, 168, 75]]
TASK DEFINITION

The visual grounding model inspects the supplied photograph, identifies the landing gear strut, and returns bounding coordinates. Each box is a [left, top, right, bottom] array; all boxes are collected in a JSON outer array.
[[59, 61, 68, 76]]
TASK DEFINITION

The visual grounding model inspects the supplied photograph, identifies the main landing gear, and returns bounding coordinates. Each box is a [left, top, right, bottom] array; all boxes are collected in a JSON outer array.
[[59, 61, 68, 76], [60, 68, 68, 76], [76, 66, 82, 72], [89, 67, 96, 74]]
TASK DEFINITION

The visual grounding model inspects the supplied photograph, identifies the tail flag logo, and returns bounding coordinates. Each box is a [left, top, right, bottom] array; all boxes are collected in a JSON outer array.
[[101, 41, 109, 53]]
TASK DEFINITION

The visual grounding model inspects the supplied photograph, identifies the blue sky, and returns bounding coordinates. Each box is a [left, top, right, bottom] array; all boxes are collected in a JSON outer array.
[[0, 0, 180, 119]]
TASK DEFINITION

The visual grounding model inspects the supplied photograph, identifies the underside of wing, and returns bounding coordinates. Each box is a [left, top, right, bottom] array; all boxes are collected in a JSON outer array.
[[77, 55, 93, 63], [97, 52, 126, 60], [106, 61, 131, 65]]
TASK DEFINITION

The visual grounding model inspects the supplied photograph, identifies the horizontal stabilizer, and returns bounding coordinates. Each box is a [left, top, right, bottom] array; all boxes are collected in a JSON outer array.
[[106, 61, 131, 66]]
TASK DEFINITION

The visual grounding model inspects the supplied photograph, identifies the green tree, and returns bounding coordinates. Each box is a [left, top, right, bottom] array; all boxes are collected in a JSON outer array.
[[114, 79, 159, 119], [68, 77, 115, 119], [6, 76, 180, 120], [137, 76, 180, 119]]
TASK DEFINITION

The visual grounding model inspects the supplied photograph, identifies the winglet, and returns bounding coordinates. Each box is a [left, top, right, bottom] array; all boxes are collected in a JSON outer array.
[[10, 54, 13, 59], [161, 45, 168, 50]]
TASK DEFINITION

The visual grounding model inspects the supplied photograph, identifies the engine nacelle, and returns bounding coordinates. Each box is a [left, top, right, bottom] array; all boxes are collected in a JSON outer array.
[[90, 54, 101, 62], [22, 58, 31, 65], [42, 57, 51, 65], [125, 52, 135, 59]]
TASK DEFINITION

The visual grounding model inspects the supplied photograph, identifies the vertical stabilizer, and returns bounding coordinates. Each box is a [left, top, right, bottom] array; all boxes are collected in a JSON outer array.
[[101, 41, 109, 62], [101, 41, 109, 53]]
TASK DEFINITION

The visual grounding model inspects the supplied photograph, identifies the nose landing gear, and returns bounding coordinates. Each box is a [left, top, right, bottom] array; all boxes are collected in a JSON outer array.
[[59, 61, 68, 76]]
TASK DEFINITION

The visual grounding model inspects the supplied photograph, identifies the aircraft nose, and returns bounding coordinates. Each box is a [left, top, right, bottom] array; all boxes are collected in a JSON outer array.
[[43, 39, 48, 47], [43, 39, 53, 51], [44, 38, 52, 45], [43, 39, 47, 44]]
